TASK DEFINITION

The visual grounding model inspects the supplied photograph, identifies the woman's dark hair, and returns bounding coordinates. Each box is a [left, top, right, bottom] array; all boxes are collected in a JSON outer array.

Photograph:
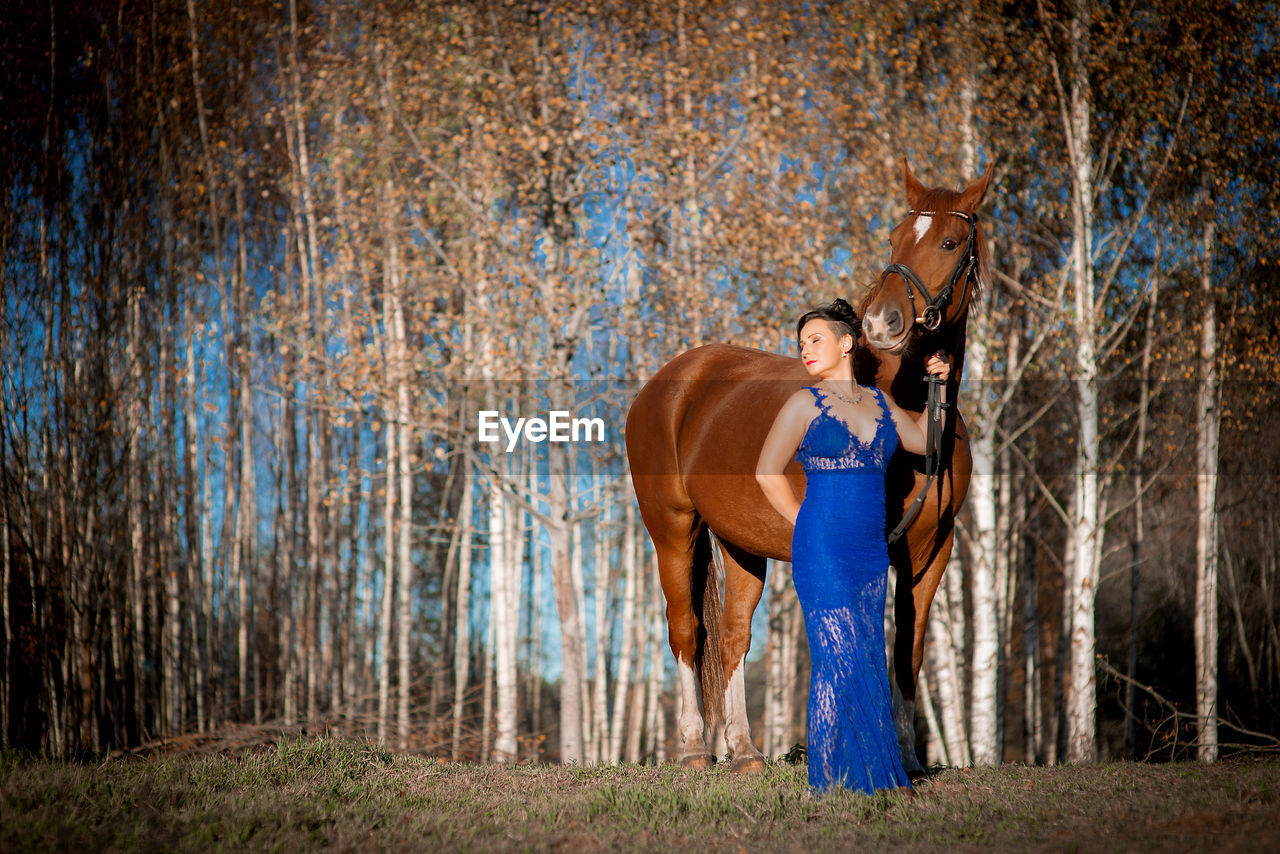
[[796, 298, 862, 348]]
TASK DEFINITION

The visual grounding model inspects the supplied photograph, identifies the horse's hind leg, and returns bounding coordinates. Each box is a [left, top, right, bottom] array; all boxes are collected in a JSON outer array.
[[639, 496, 714, 768], [719, 539, 767, 774]]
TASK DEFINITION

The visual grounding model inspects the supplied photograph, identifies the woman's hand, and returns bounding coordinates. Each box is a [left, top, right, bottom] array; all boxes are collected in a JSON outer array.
[[925, 351, 950, 381], [885, 352, 951, 455]]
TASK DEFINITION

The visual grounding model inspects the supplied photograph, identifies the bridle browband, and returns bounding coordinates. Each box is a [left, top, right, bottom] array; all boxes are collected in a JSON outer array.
[[878, 209, 979, 332]]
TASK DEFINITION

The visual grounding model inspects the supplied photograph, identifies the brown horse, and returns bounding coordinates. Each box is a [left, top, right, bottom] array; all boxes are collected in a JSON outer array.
[[624, 160, 992, 774]]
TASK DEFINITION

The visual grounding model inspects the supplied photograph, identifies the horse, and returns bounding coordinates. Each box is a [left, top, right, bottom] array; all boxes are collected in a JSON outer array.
[[624, 159, 992, 775]]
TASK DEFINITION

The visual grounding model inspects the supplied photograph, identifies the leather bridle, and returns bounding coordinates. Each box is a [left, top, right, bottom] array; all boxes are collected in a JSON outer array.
[[879, 210, 978, 545], [878, 210, 979, 332]]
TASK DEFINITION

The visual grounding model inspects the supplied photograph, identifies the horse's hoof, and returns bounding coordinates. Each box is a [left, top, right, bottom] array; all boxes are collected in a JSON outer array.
[[731, 754, 766, 775], [679, 753, 713, 770]]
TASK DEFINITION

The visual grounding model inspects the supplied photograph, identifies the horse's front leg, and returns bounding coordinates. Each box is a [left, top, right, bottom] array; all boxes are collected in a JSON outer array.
[[892, 536, 953, 779], [720, 541, 767, 774]]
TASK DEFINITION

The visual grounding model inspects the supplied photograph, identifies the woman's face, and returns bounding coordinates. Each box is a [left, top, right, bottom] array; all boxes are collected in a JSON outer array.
[[797, 318, 851, 378]]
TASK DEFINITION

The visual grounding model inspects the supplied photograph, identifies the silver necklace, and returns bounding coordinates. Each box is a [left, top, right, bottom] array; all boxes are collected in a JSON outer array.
[[824, 381, 862, 406]]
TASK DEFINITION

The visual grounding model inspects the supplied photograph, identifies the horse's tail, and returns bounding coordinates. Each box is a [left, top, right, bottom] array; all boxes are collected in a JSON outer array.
[[693, 524, 725, 735]]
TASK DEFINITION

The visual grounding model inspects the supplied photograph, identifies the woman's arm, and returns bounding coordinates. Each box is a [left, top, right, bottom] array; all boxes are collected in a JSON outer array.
[[887, 354, 951, 456], [754, 392, 814, 527]]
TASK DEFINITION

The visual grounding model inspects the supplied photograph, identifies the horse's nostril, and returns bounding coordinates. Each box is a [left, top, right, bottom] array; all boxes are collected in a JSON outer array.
[[886, 309, 903, 335]]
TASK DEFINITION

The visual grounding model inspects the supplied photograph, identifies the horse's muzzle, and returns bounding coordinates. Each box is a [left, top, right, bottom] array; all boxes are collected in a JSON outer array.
[[864, 310, 910, 353]]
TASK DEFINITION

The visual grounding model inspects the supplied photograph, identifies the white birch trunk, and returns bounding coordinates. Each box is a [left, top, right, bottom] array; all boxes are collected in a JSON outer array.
[[763, 561, 794, 758], [377, 416, 396, 744], [782, 568, 801, 755], [591, 513, 610, 764], [608, 494, 640, 764], [452, 466, 474, 760], [931, 551, 972, 765], [1195, 212, 1220, 762], [918, 668, 946, 765], [547, 500, 586, 764], [965, 336, 1001, 766], [395, 292, 414, 751], [628, 547, 655, 764], [528, 467, 544, 761], [956, 32, 1000, 764], [1062, 1, 1101, 764], [571, 509, 591, 760], [646, 554, 667, 763], [481, 599, 494, 762], [489, 468, 518, 761], [1023, 526, 1042, 765]]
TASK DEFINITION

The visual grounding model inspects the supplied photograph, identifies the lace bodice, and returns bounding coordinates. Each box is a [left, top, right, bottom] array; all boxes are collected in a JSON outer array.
[[795, 385, 897, 473]]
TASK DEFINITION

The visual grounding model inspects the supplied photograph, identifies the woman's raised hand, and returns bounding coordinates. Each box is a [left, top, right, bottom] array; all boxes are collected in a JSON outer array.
[[925, 352, 950, 381]]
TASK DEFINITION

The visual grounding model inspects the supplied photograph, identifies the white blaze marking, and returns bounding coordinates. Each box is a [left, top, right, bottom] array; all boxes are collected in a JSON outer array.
[[912, 213, 933, 245]]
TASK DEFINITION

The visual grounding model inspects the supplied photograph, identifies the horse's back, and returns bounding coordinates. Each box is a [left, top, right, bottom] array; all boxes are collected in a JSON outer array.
[[626, 344, 808, 560], [625, 344, 788, 465]]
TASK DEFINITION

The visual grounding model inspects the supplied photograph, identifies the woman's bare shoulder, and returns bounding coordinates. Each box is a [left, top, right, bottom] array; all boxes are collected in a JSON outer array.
[[775, 387, 820, 424]]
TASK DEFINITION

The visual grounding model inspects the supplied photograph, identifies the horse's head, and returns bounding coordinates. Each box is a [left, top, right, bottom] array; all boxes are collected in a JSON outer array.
[[861, 159, 993, 354]]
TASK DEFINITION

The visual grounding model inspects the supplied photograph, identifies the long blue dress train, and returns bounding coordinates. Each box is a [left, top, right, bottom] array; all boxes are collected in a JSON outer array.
[[792, 385, 912, 793]]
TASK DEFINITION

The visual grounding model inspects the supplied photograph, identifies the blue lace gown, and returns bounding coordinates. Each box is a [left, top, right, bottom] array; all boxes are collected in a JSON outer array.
[[792, 385, 912, 793]]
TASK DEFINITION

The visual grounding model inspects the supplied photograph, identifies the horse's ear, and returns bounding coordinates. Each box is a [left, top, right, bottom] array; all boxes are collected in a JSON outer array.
[[959, 161, 995, 212], [902, 158, 928, 209]]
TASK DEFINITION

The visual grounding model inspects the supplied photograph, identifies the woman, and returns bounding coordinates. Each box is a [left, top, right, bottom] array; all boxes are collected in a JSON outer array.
[[754, 298, 948, 794]]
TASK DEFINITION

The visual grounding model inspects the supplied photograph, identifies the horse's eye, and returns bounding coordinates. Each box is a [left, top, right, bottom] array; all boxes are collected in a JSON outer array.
[[942, 238, 958, 250]]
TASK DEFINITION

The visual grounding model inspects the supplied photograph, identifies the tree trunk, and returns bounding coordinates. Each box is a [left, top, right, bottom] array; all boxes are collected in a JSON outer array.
[[377, 415, 396, 743], [591, 507, 610, 764], [1023, 520, 1042, 765], [528, 465, 544, 761], [394, 272, 414, 751], [957, 0, 999, 768], [1061, 0, 1101, 764], [1194, 207, 1220, 762], [764, 561, 796, 758], [609, 496, 639, 765], [930, 551, 972, 765], [452, 464, 474, 760], [490, 465, 518, 761], [646, 555, 667, 763], [547, 465, 586, 764]]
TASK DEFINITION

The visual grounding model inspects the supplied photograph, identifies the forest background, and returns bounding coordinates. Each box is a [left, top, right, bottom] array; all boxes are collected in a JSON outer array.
[[2, 0, 1279, 769]]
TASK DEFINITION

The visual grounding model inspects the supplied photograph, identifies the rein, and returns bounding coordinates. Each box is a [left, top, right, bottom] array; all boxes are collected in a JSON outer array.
[[886, 373, 946, 544]]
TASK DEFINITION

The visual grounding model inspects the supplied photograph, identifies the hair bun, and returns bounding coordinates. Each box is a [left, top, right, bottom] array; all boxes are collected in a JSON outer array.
[[831, 299, 861, 333], [831, 297, 857, 321]]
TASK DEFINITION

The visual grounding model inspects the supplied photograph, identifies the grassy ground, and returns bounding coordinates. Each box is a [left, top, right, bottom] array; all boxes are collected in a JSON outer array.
[[2, 736, 1278, 853]]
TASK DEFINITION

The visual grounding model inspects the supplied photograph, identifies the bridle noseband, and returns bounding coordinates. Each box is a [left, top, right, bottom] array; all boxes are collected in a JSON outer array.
[[879, 210, 979, 332]]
